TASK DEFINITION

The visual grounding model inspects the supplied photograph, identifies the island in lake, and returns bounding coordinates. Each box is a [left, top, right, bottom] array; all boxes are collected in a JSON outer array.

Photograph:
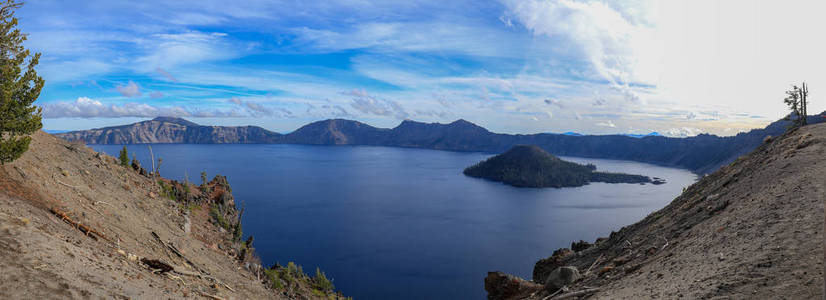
[[463, 145, 654, 188]]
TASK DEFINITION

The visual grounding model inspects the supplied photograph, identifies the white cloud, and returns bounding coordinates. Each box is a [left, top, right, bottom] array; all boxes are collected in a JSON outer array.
[[43, 97, 170, 118], [665, 127, 703, 138], [502, 0, 659, 85], [596, 120, 616, 128], [116, 81, 142, 97], [135, 31, 238, 71]]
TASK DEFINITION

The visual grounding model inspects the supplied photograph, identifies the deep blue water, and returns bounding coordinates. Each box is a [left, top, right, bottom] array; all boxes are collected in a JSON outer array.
[[92, 144, 696, 300]]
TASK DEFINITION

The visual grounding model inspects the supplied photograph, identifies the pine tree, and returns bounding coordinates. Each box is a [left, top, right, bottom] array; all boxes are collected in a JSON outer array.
[[119, 146, 129, 166], [0, 1, 43, 164]]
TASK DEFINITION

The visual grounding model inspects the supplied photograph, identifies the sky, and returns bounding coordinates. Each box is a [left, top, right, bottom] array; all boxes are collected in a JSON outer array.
[[20, 0, 826, 136]]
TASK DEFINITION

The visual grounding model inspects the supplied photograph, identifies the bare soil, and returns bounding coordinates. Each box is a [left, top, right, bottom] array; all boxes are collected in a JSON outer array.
[[507, 123, 825, 299], [0, 131, 336, 299]]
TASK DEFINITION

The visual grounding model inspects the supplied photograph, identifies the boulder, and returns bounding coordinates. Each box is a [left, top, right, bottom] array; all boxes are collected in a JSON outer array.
[[545, 266, 580, 293], [533, 248, 574, 282], [484, 271, 543, 300], [571, 240, 592, 252]]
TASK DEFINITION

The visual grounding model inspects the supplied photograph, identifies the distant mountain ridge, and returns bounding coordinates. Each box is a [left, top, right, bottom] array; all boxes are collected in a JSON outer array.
[[55, 115, 825, 174], [56, 117, 282, 144]]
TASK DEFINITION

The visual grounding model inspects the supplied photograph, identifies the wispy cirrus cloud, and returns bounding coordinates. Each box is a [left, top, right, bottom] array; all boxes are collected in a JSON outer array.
[[41, 97, 293, 119], [343, 89, 409, 119]]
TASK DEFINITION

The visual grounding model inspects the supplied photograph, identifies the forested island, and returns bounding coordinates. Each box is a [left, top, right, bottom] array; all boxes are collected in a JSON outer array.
[[463, 145, 652, 188]]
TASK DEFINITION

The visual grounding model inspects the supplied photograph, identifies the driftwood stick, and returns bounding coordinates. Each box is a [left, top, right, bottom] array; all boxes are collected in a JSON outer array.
[[166, 273, 187, 286], [94, 201, 112, 207], [53, 175, 81, 189], [196, 291, 225, 300], [552, 288, 601, 299], [585, 254, 604, 276], [151, 231, 209, 275], [661, 237, 669, 250], [221, 282, 236, 292], [543, 286, 567, 300]]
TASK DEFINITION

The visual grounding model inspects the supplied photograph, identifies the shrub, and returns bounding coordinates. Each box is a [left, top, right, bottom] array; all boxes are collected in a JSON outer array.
[[314, 267, 334, 291], [158, 180, 175, 200], [263, 268, 285, 290], [210, 205, 231, 231]]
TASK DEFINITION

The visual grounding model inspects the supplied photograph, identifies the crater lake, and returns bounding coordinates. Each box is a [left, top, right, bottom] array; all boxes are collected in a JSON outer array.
[[92, 144, 696, 299]]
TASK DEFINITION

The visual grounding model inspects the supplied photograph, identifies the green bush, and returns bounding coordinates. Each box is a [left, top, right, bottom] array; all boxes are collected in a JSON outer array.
[[314, 267, 334, 291], [263, 268, 284, 290], [209, 205, 231, 231], [158, 180, 175, 200]]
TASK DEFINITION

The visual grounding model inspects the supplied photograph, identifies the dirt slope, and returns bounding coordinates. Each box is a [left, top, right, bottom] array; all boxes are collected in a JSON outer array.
[[491, 122, 825, 299], [0, 131, 335, 299]]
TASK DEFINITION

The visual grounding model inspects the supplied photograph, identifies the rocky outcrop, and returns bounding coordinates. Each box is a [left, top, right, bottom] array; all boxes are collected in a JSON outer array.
[[485, 272, 543, 300], [532, 248, 574, 283]]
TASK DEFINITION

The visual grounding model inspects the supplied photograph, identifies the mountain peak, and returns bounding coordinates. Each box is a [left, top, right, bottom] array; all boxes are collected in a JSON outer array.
[[449, 119, 473, 126], [151, 116, 199, 127]]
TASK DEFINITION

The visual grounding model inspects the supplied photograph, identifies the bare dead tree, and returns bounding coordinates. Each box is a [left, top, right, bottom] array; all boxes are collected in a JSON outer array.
[[784, 82, 810, 127]]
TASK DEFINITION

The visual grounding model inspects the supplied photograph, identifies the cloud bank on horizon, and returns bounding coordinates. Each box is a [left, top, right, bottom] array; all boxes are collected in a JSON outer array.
[[23, 0, 826, 137]]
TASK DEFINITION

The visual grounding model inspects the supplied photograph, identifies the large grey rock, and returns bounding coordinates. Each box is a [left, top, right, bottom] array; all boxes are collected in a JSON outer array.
[[533, 248, 574, 282], [485, 271, 543, 300], [545, 266, 580, 292]]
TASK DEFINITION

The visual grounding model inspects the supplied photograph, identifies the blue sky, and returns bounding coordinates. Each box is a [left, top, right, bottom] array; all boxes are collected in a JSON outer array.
[[21, 0, 826, 136]]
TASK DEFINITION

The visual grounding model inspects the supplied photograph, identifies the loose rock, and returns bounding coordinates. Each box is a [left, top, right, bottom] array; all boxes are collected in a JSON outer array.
[[545, 266, 580, 293]]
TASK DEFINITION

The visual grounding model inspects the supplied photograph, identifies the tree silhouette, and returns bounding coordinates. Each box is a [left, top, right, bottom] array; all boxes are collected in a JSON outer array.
[[784, 82, 809, 127]]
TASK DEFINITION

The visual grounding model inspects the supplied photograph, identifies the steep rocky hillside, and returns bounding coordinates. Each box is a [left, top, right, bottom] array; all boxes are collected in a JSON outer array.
[[280, 118, 389, 145], [0, 131, 341, 299], [486, 122, 825, 299], [56, 117, 281, 144]]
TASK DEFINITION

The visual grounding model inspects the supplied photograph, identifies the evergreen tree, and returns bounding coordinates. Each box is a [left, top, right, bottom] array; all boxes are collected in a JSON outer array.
[[0, 1, 43, 164], [118, 146, 129, 166]]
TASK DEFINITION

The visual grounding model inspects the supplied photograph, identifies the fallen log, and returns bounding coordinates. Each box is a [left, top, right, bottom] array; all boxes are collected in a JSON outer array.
[[49, 207, 107, 241], [141, 258, 174, 273], [151, 231, 210, 275]]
